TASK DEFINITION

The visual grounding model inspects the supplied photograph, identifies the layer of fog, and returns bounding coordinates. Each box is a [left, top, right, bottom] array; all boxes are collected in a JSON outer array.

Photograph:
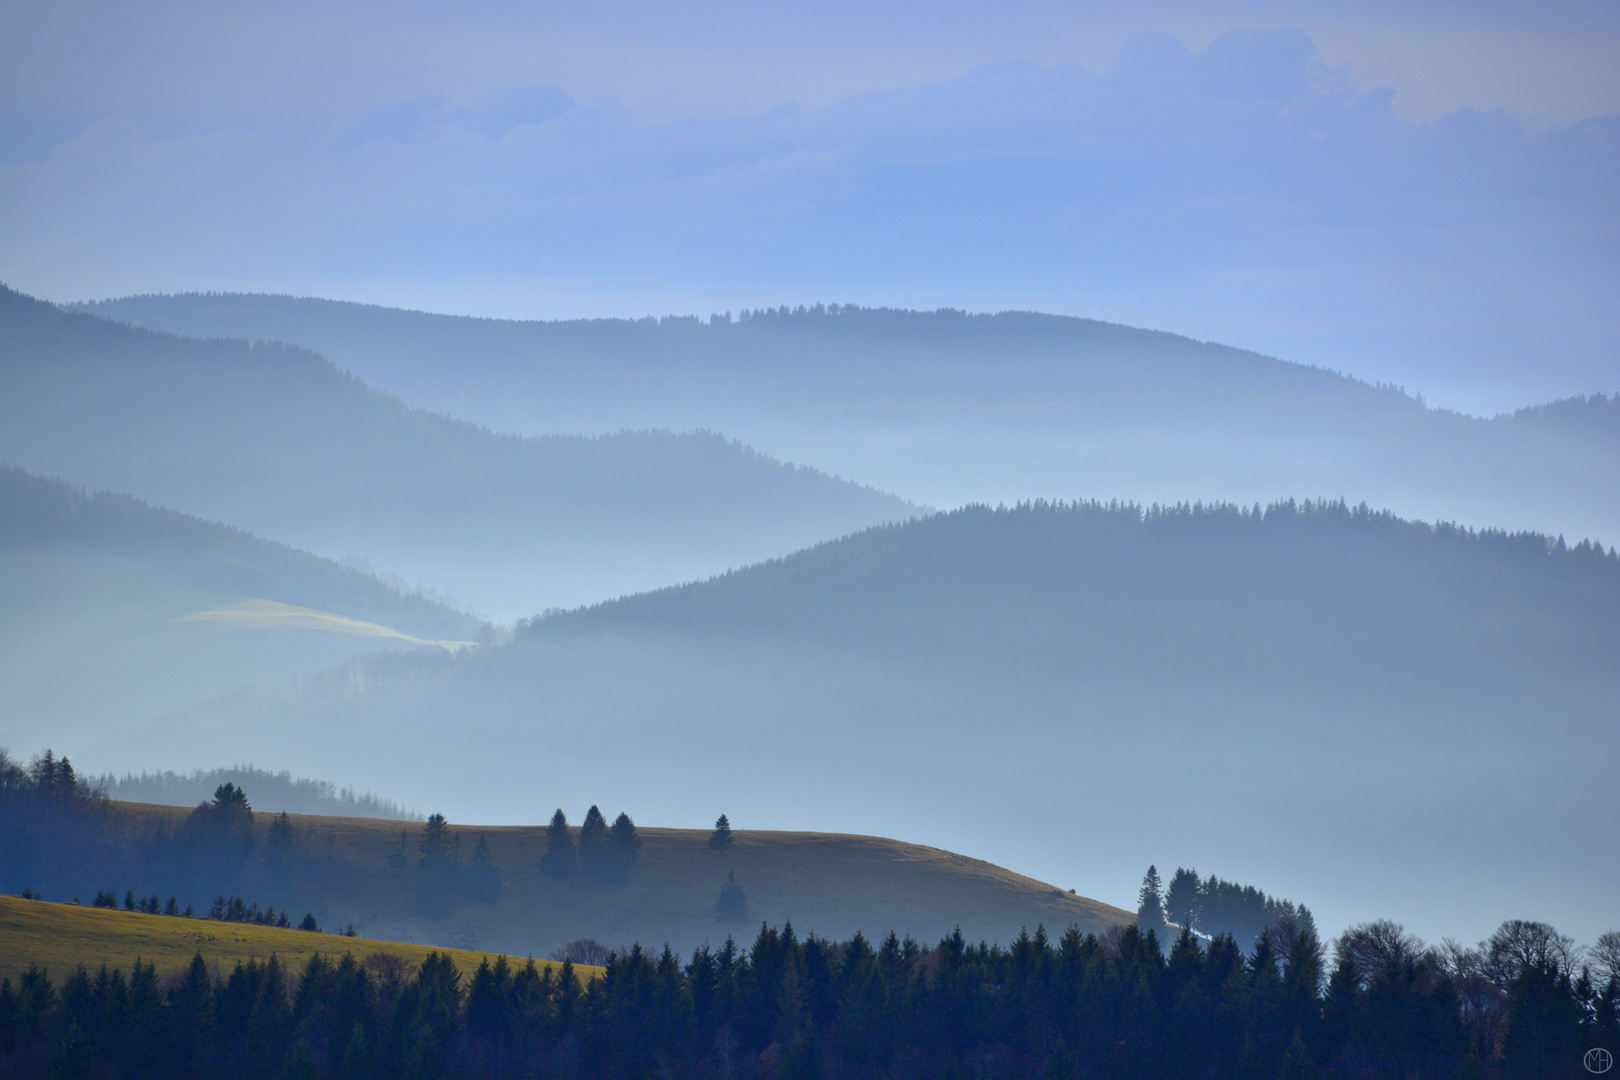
[[77, 503, 1620, 950]]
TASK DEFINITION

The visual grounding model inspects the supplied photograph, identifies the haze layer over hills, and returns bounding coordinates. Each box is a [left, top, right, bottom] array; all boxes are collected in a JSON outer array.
[[94, 500, 1620, 946], [0, 467, 487, 751], [76, 292, 1620, 547], [1, 286, 915, 619]]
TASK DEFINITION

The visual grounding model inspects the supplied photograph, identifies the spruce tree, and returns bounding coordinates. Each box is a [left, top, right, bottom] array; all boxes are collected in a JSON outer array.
[[709, 814, 733, 851], [419, 813, 452, 866], [389, 828, 411, 869], [266, 811, 295, 866], [212, 782, 251, 817], [1137, 865, 1167, 935], [579, 805, 609, 875], [610, 812, 641, 864], [543, 809, 575, 877], [1165, 867, 1200, 931]]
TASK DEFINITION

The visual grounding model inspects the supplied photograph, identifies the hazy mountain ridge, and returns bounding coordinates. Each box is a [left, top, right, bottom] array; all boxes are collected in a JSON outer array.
[[1, 466, 485, 640], [0, 466, 494, 755], [1, 284, 917, 619], [522, 497, 1618, 648], [73, 291, 1619, 546], [1500, 391, 1620, 436], [101, 499, 1620, 945]]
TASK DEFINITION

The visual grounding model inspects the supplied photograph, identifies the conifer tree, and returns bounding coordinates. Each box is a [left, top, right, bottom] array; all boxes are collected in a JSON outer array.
[[212, 782, 251, 817], [420, 813, 453, 866], [1137, 865, 1167, 934], [579, 805, 609, 874], [709, 814, 733, 851], [265, 811, 295, 866], [610, 812, 641, 864], [1165, 867, 1200, 930], [543, 809, 574, 877]]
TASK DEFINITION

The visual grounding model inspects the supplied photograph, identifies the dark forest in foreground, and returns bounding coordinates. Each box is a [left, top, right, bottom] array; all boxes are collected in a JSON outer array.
[[5, 749, 1618, 1079], [3, 914, 1616, 1079]]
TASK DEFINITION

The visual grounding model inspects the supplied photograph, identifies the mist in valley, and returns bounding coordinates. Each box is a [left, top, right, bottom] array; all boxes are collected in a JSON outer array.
[[2, 6, 1618, 1063]]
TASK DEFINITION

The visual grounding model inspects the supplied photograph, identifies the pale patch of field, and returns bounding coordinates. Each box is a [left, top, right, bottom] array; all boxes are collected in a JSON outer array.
[[176, 599, 476, 652], [0, 895, 590, 983]]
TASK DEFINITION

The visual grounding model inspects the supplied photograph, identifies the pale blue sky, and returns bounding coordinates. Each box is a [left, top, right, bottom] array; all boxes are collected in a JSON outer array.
[[2, 1, 1617, 412]]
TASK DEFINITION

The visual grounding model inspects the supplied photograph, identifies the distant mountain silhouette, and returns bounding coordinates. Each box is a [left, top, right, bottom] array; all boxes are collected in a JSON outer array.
[[100, 500, 1620, 946], [2, 466, 483, 638], [2, 285, 916, 619], [74, 292, 1620, 547], [0, 466, 486, 753]]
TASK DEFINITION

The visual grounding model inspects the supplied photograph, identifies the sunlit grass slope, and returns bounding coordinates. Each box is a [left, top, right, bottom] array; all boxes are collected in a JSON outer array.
[[177, 599, 477, 651], [0, 894, 587, 984], [102, 803, 1131, 959]]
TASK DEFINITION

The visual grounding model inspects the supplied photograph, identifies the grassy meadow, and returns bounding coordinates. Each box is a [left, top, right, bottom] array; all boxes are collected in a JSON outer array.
[[59, 801, 1130, 961], [0, 893, 587, 984]]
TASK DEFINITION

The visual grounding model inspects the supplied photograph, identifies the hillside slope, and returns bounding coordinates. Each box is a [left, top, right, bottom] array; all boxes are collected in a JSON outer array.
[[99, 501, 1620, 947], [0, 467, 486, 752], [0, 286, 916, 619], [5, 802, 1130, 960], [0, 895, 569, 984], [73, 292, 1620, 545]]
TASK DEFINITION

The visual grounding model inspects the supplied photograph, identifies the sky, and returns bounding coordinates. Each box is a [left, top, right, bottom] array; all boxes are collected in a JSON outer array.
[[2, 1, 1618, 412]]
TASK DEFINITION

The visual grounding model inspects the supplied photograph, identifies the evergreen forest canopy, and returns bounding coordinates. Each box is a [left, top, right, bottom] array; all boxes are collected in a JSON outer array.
[[4, 749, 1615, 1079], [2, 912, 1616, 1078], [72, 291, 1620, 549], [102, 498, 1620, 948], [0, 284, 915, 620]]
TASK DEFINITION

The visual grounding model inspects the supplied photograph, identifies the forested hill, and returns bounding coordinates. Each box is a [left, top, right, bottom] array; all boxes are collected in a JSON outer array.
[[520, 499, 1618, 667], [72, 292, 1620, 546], [1, 467, 483, 641], [0, 467, 487, 757], [0, 285, 915, 620], [110, 500, 1620, 948]]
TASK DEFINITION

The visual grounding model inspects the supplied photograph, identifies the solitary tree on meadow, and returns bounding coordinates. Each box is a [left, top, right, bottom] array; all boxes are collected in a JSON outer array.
[[709, 814, 733, 851], [419, 813, 455, 866]]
